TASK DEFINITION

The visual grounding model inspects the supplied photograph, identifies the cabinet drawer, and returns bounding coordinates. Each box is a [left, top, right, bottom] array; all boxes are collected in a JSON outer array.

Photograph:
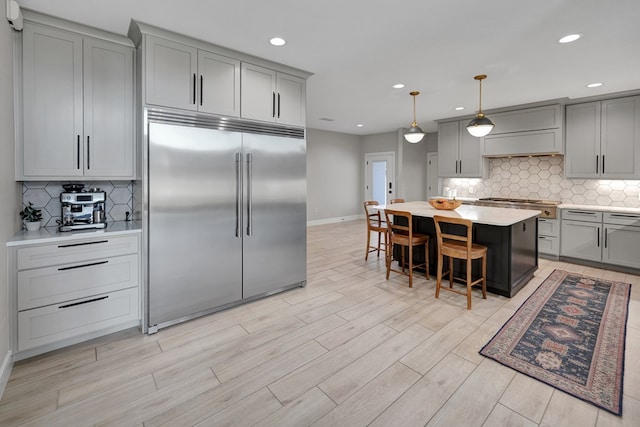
[[17, 234, 138, 270], [18, 287, 139, 352], [538, 235, 559, 256], [18, 254, 139, 311], [538, 218, 559, 237], [561, 210, 602, 223], [603, 212, 640, 226]]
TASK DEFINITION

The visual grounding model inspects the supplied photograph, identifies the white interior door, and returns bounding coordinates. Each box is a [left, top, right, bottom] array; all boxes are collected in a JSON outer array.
[[364, 152, 395, 204], [426, 152, 441, 199]]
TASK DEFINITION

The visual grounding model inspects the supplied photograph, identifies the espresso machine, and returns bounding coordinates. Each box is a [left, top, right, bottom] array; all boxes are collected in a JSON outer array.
[[59, 188, 107, 231]]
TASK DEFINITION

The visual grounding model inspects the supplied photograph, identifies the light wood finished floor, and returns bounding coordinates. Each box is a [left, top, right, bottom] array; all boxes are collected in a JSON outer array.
[[1, 219, 639, 426]]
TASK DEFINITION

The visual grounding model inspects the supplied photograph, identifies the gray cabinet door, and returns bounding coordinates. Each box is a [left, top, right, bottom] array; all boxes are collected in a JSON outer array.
[[565, 102, 601, 178], [603, 224, 640, 268], [276, 72, 306, 127], [22, 23, 83, 177], [198, 50, 240, 117], [145, 35, 197, 111], [241, 63, 277, 123], [83, 38, 134, 178], [601, 96, 640, 179], [241, 133, 307, 299], [560, 219, 602, 261], [458, 123, 483, 177], [437, 121, 459, 177]]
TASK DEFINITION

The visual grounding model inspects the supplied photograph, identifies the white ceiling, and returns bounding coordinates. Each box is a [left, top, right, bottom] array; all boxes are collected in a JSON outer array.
[[16, 0, 640, 135]]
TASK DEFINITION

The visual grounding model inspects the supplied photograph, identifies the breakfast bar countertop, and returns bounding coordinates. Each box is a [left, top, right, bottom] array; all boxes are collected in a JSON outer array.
[[377, 201, 540, 226]]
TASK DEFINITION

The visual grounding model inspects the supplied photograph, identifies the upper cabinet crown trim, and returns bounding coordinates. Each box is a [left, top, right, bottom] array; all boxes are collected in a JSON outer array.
[[128, 20, 312, 80]]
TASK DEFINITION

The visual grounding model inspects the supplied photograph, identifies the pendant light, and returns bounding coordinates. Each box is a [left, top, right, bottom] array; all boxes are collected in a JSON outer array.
[[466, 74, 494, 137], [404, 91, 425, 143]]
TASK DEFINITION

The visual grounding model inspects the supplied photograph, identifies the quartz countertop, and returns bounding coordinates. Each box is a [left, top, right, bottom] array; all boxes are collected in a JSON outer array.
[[7, 221, 142, 247], [376, 201, 539, 226]]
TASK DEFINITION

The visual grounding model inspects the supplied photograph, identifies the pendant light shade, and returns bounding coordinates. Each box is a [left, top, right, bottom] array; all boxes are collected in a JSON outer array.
[[466, 75, 494, 137], [404, 91, 425, 143]]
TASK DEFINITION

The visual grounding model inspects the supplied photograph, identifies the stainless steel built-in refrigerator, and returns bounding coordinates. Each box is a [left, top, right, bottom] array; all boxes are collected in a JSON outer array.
[[146, 110, 306, 332]]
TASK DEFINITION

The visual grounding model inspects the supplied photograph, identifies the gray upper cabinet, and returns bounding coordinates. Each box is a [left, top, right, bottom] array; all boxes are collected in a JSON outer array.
[[241, 63, 306, 127], [437, 120, 485, 178], [21, 22, 134, 180], [565, 96, 640, 179], [144, 35, 240, 117]]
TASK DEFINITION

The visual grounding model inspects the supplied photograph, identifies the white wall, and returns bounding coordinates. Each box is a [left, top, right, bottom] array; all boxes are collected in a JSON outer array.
[[0, 25, 21, 396], [306, 128, 363, 222]]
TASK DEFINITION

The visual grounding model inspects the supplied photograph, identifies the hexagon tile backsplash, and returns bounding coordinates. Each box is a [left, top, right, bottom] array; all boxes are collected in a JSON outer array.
[[443, 156, 640, 208], [22, 181, 134, 227]]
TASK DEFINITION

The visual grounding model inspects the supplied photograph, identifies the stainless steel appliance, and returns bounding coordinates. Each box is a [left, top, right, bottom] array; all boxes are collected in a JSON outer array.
[[146, 110, 306, 332], [59, 190, 107, 231], [473, 197, 561, 219]]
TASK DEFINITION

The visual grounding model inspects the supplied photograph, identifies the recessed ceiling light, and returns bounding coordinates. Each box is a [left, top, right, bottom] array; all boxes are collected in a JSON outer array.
[[269, 37, 286, 46], [356, 124, 364, 128], [586, 82, 603, 88], [559, 34, 581, 44], [455, 106, 465, 111], [392, 83, 405, 89]]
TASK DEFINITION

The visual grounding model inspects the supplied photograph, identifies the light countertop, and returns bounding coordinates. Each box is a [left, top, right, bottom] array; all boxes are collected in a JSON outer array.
[[376, 201, 539, 226], [7, 221, 142, 247]]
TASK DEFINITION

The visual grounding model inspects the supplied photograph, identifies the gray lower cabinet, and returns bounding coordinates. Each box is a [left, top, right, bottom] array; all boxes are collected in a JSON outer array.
[[21, 21, 134, 180], [10, 233, 141, 360], [560, 209, 640, 270]]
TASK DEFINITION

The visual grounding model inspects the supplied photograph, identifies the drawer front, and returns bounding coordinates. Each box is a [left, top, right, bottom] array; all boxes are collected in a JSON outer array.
[[538, 235, 559, 256], [538, 218, 559, 237], [603, 212, 640, 226], [18, 254, 139, 311], [17, 234, 139, 270], [18, 287, 139, 352], [561, 209, 602, 223]]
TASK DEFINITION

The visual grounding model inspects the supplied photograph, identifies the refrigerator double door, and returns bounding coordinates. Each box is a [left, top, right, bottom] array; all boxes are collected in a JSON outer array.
[[148, 122, 306, 328]]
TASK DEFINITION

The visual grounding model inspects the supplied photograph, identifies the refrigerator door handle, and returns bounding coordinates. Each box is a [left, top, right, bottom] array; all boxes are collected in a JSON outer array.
[[246, 152, 253, 236], [235, 152, 241, 237]]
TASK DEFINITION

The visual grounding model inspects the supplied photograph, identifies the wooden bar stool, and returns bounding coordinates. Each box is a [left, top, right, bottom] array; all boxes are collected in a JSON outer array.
[[433, 215, 487, 309], [383, 209, 429, 288], [363, 201, 388, 260]]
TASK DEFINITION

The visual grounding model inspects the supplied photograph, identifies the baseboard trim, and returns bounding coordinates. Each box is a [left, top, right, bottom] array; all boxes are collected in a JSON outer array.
[[0, 350, 13, 399], [307, 214, 362, 227]]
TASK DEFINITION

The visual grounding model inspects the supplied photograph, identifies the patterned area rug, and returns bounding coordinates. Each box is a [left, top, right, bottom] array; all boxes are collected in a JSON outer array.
[[480, 269, 631, 415]]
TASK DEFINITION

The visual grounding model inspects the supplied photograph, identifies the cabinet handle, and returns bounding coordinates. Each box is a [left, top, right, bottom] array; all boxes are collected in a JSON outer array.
[[272, 92, 276, 118], [597, 227, 600, 247], [277, 93, 281, 118], [77, 135, 81, 170], [610, 213, 640, 219], [86, 136, 90, 170], [200, 75, 203, 106], [59, 295, 108, 309], [193, 73, 196, 105], [604, 227, 608, 248], [595, 155, 599, 174], [602, 155, 605, 174], [58, 260, 108, 271], [459, 160, 462, 175], [567, 210, 595, 216], [58, 240, 108, 248]]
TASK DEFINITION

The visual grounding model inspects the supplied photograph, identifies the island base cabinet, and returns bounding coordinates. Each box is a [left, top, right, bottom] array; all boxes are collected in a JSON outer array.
[[18, 287, 139, 352]]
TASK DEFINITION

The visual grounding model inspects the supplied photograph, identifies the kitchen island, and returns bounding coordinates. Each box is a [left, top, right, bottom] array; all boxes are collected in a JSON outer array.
[[378, 201, 539, 297]]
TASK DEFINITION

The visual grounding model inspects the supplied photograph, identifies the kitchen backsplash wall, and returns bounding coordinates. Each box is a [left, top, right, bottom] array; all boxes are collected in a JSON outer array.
[[443, 156, 640, 208], [22, 181, 134, 227]]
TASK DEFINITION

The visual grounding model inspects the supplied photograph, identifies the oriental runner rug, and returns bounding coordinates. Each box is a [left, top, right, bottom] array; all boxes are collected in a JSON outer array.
[[480, 269, 631, 415]]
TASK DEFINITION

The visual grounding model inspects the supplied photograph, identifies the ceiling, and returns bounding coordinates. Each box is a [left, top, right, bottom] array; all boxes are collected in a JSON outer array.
[[16, 0, 640, 135]]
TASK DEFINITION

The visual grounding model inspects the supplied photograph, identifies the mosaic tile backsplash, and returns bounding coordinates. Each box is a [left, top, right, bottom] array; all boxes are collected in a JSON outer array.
[[22, 181, 134, 227], [443, 156, 640, 208]]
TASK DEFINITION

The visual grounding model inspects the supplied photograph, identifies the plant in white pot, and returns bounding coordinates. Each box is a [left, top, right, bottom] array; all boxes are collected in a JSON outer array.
[[20, 202, 43, 231]]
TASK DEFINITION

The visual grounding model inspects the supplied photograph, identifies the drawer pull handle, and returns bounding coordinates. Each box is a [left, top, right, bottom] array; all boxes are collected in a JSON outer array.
[[58, 240, 108, 248], [59, 295, 108, 309], [567, 211, 596, 216], [610, 214, 640, 219], [58, 260, 108, 271]]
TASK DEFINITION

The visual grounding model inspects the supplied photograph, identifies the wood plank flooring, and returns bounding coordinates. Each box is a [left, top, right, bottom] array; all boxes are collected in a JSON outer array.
[[1, 219, 639, 426]]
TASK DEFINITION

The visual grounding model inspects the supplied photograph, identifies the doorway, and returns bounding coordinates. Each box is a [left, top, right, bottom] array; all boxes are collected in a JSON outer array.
[[364, 152, 395, 204]]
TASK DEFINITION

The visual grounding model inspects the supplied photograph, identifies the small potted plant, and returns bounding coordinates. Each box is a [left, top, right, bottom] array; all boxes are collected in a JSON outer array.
[[20, 202, 43, 231]]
